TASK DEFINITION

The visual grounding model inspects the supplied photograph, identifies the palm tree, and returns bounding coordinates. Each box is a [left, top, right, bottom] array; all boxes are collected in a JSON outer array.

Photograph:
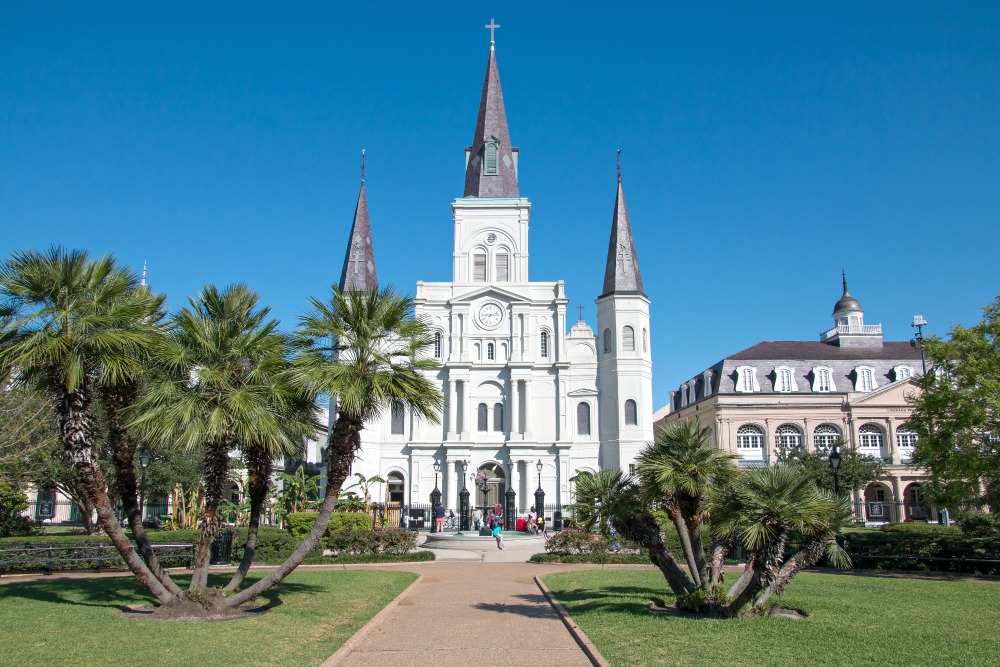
[[0, 248, 176, 602], [277, 465, 321, 513], [130, 284, 319, 594], [634, 419, 738, 592], [225, 285, 443, 607], [567, 468, 639, 534], [711, 465, 851, 615]]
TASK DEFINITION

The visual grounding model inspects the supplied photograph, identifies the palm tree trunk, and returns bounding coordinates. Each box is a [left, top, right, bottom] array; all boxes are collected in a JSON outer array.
[[709, 539, 728, 586], [724, 560, 763, 616], [190, 439, 229, 591], [104, 391, 181, 594], [59, 388, 173, 604], [616, 510, 696, 598], [669, 508, 703, 589], [225, 449, 271, 591], [684, 515, 710, 591], [225, 414, 362, 608], [751, 538, 828, 611]]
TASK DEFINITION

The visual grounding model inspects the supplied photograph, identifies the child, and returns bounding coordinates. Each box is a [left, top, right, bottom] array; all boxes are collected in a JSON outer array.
[[537, 515, 547, 541], [492, 519, 504, 550]]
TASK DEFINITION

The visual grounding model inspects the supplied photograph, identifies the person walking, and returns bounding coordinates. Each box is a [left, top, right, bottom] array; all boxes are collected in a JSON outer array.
[[473, 507, 483, 531], [434, 501, 445, 533], [528, 507, 538, 535], [492, 519, 504, 550]]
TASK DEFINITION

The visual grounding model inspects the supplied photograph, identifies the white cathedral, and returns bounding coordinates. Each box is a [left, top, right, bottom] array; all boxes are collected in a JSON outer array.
[[313, 40, 654, 515]]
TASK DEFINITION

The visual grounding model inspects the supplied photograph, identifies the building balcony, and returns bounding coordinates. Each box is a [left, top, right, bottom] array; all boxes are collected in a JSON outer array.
[[819, 323, 883, 342]]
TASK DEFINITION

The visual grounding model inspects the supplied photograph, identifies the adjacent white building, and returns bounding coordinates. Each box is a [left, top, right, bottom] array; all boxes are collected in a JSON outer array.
[[327, 42, 654, 513]]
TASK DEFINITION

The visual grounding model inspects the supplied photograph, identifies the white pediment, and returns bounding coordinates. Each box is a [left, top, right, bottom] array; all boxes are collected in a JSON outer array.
[[567, 388, 598, 397], [850, 377, 922, 406], [450, 286, 532, 305]]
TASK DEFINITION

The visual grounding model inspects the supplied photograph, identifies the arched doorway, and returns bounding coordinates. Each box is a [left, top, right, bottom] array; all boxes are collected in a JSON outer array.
[[386, 472, 405, 505], [863, 482, 895, 523], [474, 462, 506, 508], [904, 483, 928, 520]]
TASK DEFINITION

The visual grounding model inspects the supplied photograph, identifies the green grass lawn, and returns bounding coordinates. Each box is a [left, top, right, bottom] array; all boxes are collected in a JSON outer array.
[[0, 569, 417, 667], [543, 569, 1000, 667]]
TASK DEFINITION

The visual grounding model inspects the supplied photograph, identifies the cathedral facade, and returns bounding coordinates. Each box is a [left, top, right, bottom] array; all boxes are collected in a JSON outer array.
[[330, 43, 654, 513]]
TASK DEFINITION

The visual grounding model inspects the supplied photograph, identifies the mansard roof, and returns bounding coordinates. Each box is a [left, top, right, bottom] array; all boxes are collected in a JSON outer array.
[[338, 183, 378, 293], [463, 48, 519, 198], [600, 179, 645, 298], [727, 340, 921, 362]]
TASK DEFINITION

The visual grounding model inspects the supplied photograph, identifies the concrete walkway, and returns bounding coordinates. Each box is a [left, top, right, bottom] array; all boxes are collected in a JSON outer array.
[[324, 533, 595, 666]]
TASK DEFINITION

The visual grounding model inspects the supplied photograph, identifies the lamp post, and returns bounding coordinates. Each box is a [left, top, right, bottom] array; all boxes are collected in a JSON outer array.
[[458, 460, 470, 534], [430, 460, 442, 532], [534, 459, 545, 523], [505, 460, 516, 532], [911, 315, 928, 376], [828, 444, 842, 496], [139, 449, 152, 523]]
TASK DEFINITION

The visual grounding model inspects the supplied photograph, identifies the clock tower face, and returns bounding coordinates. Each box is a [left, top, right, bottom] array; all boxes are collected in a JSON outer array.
[[478, 303, 503, 329]]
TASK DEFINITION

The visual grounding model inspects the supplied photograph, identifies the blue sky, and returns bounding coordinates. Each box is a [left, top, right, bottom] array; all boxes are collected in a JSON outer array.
[[2, 3, 998, 406]]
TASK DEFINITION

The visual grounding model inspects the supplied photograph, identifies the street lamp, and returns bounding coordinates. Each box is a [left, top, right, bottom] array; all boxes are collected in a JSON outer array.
[[505, 460, 516, 532], [458, 460, 470, 534], [911, 315, 928, 376], [430, 460, 442, 532], [534, 459, 545, 522], [139, 449, 152, 523], [828, 444, 842, 496]]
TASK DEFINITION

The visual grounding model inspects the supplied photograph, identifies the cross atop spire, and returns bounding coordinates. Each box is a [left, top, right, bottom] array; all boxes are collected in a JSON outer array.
[[577, 303, 585, 321], [485, 18, 500, 49], [617, 149, 621, 183], [600, 173, 645, 298], [842, 268, 849, 295], [338, 177, 378, 293], [361, 148, 366, 185], [141, 260, 147, 288], [463, 41, 519, 198]]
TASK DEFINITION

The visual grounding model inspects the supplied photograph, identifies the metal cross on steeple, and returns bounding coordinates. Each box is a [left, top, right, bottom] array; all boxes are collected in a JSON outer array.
[[350, 244, 365, 275], [577, 303, 585, 321], [361, 148, 366, 185], [485, 18, 500, 49], [617, 149, 621, 182]]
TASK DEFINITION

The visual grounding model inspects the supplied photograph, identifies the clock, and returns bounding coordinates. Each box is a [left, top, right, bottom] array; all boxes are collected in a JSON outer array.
[[479, 303, 503, 328]]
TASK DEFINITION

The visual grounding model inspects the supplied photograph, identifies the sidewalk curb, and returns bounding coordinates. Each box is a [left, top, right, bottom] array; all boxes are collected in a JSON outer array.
[[535, 575, 612, 667], [320, 572, 424, 666]]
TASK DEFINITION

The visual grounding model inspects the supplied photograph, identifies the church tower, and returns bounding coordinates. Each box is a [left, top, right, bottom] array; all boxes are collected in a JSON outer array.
[[595, 165, 653, 469], [338, 164, 378, 293]]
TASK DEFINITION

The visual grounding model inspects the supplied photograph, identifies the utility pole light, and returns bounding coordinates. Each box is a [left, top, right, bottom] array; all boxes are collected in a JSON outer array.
[[139, 449, 152, 523], [911, 315, 928, 376]]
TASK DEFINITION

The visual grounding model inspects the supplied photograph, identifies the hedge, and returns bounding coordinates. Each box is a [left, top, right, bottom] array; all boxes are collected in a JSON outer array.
[[529, 552, 649, 565], [324, 550, 434, 564], [837, 526, 1000, 574], [286, 511, 373, 540], [325, 528, 417, 556]]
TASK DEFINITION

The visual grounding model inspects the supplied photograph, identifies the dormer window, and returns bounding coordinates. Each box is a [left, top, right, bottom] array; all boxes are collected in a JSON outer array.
[[736, 366, 760, 393], [893, 365, 914, 381], [854, 366, 877, 393], [484, 139, 498, 175], [774, 365, 798, 392], [811, 366, 836, 392]]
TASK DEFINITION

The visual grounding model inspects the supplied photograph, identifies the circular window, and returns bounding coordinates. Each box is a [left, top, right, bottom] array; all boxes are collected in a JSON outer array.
[[485, 233, 497, 245]]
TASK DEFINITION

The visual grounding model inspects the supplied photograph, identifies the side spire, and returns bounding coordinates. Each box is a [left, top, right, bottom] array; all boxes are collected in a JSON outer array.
[[141, 260, 147, 288], [601, 154, 644, 297], [463, 36, 519, 198], [339, 153, 378, 293]]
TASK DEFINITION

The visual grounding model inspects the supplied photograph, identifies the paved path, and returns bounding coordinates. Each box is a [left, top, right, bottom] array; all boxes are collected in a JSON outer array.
[[325, 533, 594, 666]]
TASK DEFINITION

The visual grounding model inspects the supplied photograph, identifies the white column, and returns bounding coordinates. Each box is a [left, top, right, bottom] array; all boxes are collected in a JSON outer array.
[[523, 379, 533, 439], [447, 379, 457, 436], [446, 459, 458, 511], [511, 379, 521, 438], [462, 380, 471, 438], [511, 461, 522, 512]]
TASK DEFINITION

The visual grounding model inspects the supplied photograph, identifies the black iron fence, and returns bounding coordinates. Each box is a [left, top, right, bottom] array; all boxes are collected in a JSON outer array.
[[0, 541, 194, 577], [23, 500, 173, 526], [851, 500, 934, 525]]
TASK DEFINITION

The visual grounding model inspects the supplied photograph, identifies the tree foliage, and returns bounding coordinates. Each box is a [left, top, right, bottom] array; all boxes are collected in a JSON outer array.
[[777, 441, 885, 494], [908, 295, 1000, 509]]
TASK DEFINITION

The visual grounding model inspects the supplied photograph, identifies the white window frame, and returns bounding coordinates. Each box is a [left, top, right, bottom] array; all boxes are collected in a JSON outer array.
[[813, 424, 841, 450], [854, 366, 877, 393], [473, 252, 487, 282], [702, 370, 713, 397], [622, 326, 635, 352], [858, 424, 884, 455], [433, 331, 442, 359], [735, 366, 760, 393], [896, 425, 919, 462], [495, 251, 509, 282], [576, 402, 591, 436], [540, 330, 549, 358], [893, 365, 914, 382], [736, 424, 765, 461], [811, 366, 836, 392], [774, 365, 798, 392], [624, 399, 638, 426], [774, 424, 803, 451], [487, 342, 495, 361]]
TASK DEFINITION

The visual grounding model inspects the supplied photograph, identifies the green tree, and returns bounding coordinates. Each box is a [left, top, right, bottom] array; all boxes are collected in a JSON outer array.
[[777, 441, 885, 494], [277, 465, 321, 513], [0, 247, 176, 601], [225, 286, 444, 607], [0, 481, 40, 537], [567, 468, 638, 535], [908, 295, 1000, 510]]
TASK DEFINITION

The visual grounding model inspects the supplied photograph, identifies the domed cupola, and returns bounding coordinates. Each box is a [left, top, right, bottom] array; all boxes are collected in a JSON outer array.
[[832, 270, 863, 325], [821, 271, 882, 348]]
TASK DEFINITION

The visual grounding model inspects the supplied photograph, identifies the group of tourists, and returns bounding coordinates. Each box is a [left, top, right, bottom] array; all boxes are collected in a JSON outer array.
[[431, 501, 547, 547]]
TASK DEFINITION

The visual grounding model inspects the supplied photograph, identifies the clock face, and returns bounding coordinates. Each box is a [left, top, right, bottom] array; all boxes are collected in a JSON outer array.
[[479, 303, 503, 328]]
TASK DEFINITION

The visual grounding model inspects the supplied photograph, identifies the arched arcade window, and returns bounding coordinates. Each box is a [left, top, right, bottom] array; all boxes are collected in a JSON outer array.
[[622, 326, 635, 352], [493, 403, 504, 432], [477, 403, 488, 431], [577, 402, 591, 436], [624, 399, 637, 426]]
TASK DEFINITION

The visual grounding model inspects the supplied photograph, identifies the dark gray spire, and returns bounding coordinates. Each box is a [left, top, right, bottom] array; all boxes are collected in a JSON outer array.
[[833, 269, 861, 315], [338, 182, 378, 293], [463, 48, 519, 198], [600, 174, 644, 298]]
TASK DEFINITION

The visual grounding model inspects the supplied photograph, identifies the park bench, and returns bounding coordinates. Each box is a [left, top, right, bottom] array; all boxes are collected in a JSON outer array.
[[0, 542, 194, 577]]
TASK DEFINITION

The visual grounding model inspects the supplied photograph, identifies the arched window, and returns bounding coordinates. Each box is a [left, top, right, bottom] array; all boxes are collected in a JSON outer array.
[[858, 424, 884, 454], [813, 424, 840, 450], [603, 329, 612, 354], [540, 331, 549, 358], [775, 366, 797, 392], [386, 472, 405, 504], [624, 399, 638, 426], [736, 424, 764, 450], [855, 366, 877, 393], [493, 403, 504, 431], [775, 424, 802, 451], [487, 343, 495, 360], [577, 402, 591, 436], [390, 404, 405, 435], [642, 328, 648, 353], [622, 326, 635, 352], [812, 366, 834, 392], [495, 252, 509, 281], [433, 331, 442, 359], [473, 252, 487, 282], [896, 425, 919, 463], [477, 403, 488, 431]]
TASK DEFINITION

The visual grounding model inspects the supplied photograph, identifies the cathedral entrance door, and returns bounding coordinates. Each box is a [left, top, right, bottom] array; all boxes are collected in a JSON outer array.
[[474, 463, 506, 511]]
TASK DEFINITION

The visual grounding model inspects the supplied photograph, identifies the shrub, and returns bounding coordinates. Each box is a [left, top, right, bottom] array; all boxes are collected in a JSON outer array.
[[528, 552, 649, 565], [286, 511, 373, 540], [837, 527, 1000, 575], [325, 528, 417, 556], [286, 511, 319, 540], [957, 513, 1000, 538], [545, 528, 612, 555], [0, 483, 40, 538]]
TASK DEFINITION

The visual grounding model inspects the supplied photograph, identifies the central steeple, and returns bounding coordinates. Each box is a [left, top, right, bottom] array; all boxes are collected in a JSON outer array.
[[463, 42, 519, 198], [600, 160, 645, 297]]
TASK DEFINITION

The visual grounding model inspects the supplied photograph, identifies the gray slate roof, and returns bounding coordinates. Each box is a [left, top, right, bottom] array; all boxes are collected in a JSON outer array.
[[600, 179, 645, 297], [338, 183, 378, 293], [728, 341, 921, 361], [463, 49, 519, 198]]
